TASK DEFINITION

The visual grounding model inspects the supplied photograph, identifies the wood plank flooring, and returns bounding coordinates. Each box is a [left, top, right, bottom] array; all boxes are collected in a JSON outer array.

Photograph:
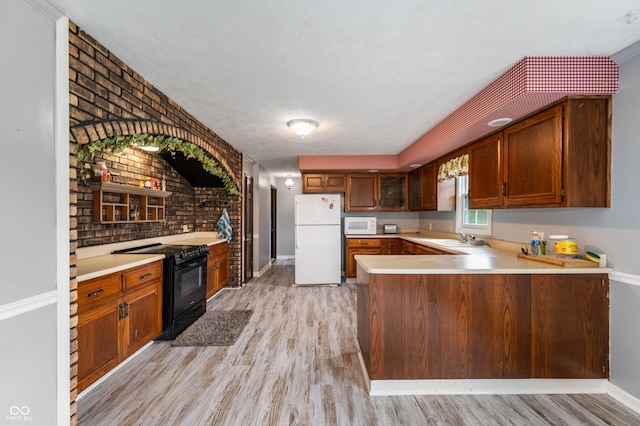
[[77, 260, 640, 425]]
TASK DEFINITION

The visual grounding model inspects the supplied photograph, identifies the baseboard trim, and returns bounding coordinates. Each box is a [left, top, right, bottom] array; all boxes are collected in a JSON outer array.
[[254, 260, 273, 277], [77, 341, 155, 400], [607, 382, 640, 414]]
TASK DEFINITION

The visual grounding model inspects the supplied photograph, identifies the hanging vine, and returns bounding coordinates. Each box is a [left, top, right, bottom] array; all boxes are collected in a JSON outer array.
[[76, 134, 240, 195]]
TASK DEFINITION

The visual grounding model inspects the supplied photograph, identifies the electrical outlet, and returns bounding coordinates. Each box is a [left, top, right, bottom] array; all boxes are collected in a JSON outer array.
[[448, 224, 452, 232], [182, 224, 189, 232], [429, 223, 433, 230]]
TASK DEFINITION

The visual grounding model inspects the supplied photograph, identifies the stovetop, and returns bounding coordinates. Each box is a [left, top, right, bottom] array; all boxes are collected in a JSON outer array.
[[113, 243, 209, 263]]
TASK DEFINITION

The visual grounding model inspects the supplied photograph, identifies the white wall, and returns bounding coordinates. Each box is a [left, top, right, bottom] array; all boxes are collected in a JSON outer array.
[[419, 44, 640, 400], [275, 177, 301, 258], [0, 0, 68, 423]]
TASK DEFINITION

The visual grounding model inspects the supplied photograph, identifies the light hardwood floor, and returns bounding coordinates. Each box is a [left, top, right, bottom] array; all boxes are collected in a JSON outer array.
[[78, 260, 640, 425]]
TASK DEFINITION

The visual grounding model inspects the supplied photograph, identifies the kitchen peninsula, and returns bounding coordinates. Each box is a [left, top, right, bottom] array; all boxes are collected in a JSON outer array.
[[353, 235, 611, 395]]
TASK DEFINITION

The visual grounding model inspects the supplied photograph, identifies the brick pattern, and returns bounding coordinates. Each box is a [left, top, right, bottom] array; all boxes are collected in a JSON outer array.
[[68, 21, 243, 423]]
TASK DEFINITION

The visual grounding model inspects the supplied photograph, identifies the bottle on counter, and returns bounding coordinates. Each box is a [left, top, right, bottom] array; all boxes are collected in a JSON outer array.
[[530, 231, 541, 256]]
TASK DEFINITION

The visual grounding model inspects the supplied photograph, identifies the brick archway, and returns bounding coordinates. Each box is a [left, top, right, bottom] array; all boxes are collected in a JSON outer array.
[[70, 119, 240, 189]]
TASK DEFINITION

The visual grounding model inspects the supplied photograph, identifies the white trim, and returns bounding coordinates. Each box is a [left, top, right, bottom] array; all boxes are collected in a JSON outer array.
[[254, 260, 273, 277], [55, 15, 71, 426], [24, 0, 64, 20], [368, 378, 608, 396], [609, 271, 640, 287], [612, 40, 640, 64], [276, 255, 295, 260], [607, 382, 640, 414], [77, 341, 155, 400], [0, 291, 57, 321]]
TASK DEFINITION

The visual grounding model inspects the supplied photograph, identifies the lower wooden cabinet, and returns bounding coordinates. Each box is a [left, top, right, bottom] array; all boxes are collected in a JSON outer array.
[[77, 260, 163, 393], [207, 242, 229, 298], [346, 238, 382, 278], [380, 238, 400, 255], [357, 269, 609, 380]]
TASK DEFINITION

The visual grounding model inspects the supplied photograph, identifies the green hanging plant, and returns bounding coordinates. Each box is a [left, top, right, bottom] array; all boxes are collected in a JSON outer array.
[[76, 134, 240, 195]]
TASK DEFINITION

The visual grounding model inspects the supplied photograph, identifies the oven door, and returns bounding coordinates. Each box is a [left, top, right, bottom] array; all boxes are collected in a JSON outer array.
[[172, 256, 207, 317]]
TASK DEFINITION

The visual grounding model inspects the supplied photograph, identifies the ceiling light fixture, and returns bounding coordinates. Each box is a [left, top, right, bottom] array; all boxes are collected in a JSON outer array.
[[287, 119, 319, 137], [409, 163, 422, 168], [140, 145, 160, 152], [487, 117, 513, 127]]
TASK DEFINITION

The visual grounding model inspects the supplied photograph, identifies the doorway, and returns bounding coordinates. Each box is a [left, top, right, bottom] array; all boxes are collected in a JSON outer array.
[[270, 185, 277, 261], [244, 175, 253, 283]]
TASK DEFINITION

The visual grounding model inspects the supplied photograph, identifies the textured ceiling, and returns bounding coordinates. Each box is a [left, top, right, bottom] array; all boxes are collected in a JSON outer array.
[[49, 0, 640, 177]]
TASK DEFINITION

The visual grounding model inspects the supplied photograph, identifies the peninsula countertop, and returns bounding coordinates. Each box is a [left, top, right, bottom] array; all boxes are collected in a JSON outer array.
[[351, 233, 611, 275]]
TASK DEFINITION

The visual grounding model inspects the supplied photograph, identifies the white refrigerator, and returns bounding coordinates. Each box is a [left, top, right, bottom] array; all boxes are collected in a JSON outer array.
[[294, 194, 342, 285]]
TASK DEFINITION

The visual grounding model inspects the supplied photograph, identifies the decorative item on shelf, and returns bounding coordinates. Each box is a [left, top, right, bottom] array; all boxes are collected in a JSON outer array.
[[287, 119, 319, 138], [93, 161, 111, 182]]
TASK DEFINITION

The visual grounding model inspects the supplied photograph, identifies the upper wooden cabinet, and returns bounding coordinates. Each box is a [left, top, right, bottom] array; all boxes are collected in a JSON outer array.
[[469, 97, 611, 209], [302, 173, 346, 193], [346, 173, 407, 212], [408, 162, 437, 211]]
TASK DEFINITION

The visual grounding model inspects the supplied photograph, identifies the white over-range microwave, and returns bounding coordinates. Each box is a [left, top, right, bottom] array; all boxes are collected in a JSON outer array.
[[344, 217, 377, 235]]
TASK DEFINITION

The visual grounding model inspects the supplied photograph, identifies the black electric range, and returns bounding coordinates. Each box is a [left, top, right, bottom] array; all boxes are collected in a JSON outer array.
[[113, 243, 210, 339]]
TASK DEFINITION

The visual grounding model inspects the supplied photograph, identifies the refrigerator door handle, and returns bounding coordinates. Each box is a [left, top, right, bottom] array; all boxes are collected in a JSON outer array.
[[294, 201, 298, 249]]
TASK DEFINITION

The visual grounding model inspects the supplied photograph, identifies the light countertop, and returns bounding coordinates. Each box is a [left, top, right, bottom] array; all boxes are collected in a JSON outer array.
[[351, 233, 611, 275], [77, 232, 228, 282]]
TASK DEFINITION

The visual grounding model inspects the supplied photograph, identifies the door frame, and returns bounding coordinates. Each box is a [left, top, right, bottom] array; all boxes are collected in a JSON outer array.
[[270, 185, 277, 261], [243, 175, 254, 283]]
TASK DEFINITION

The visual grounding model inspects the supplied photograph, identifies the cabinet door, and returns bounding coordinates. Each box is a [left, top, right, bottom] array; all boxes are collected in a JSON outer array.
[[401, 240, 415, 255], [421, 163, 437, 210], [408, 169, 422, 210], [77, 298, 121, 392], [346, 174, 378, 211], [414, 244, 444, 255], [216, 243, 230, 291], [207, 251, 217, 299], [378, 174, 406, 211], [531, 274, 608, 378], [302, 174, 326, 192], [122, 282, 162, 359], [503, 105, 563, 206], [381, 238, 400, 255], [346, 247, 382, 277], [469, 132, 504, 209], [325, 174, 346, 192]]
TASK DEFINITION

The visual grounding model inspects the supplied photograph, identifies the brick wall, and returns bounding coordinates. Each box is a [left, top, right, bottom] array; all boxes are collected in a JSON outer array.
[[68, 21, 243, 423]]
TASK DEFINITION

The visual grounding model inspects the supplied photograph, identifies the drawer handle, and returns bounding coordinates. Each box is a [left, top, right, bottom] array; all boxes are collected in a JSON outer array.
[[86, 289, 104, 298], [139, 273, 152, 280], [361, 241, 368, 245]]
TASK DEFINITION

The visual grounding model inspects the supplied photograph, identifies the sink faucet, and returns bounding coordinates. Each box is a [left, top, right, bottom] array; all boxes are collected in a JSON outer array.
[[457, 231, 467, 242]]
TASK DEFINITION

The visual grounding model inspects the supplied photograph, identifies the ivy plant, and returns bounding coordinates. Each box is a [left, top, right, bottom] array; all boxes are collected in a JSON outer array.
[[76, 134, 240, 195]]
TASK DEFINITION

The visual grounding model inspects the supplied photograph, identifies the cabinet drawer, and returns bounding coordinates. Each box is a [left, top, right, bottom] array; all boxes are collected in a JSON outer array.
[[78, 273, 122, 311], [347, 238, 382, 248], [123, 261, 163, 291]]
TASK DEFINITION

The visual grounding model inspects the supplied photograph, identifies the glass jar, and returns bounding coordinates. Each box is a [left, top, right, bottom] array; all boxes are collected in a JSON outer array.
[[93, 161, 109, 182], [549, 235, 578, 257]]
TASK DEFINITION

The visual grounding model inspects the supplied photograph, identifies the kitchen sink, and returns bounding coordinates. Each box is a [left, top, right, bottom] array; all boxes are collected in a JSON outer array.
[[420, 238, 485, 247]]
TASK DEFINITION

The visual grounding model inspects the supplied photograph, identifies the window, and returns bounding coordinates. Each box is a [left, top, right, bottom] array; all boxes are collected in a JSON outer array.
[[455, 175, 492, 236]]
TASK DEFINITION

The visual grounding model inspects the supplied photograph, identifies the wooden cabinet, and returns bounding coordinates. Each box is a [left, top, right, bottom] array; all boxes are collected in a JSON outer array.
[[302, 173, 346, 193], [531, 274, 609, 378], [346, 238, 382, 278], [401, 240, 446, 255], [408, 163, 437, 211], [380, 238, 400, 255], [346, 173, 407, 212], [357, 270, 609, 380], [401, 240, 415, 255], [92, 182, 171, 223], [207, 242, 229, 298], [77, 261, 163, 392], [414, 244, 446, 255], [468, 97, 611, 209]]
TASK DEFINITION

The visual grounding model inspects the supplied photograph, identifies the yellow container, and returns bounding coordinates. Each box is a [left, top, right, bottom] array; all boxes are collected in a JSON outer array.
[[549, 235, 578, 256]]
